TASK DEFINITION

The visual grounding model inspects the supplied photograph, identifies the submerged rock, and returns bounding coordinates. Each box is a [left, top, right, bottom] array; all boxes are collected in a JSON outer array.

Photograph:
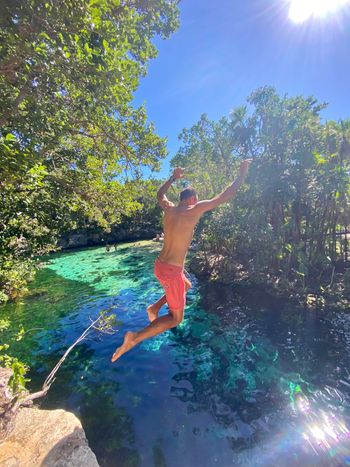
[[0, 407, 99, 466]]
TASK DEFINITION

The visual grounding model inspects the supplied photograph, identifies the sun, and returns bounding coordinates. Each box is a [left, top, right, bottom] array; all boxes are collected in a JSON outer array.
[[289, 0, 350, 23]]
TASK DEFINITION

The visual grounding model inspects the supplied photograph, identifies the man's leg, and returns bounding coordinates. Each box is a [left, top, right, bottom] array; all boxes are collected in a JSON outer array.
[[147, 294, 167, 322], [184, 275, 192, 291], [147, 278, 191, 323], [111, 308, 183, 362]]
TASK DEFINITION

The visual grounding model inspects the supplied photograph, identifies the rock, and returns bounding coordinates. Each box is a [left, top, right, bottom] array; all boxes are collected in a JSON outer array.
[[56, 222, 159, 250], [89, 233, 101, 245], [0, 368, 17, 443], [0, 407, 99, 467], [67, 234, 88, 248]]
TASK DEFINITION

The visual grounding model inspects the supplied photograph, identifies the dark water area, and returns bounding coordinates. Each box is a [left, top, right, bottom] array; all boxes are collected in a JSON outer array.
[[1, 241, 350, 466]]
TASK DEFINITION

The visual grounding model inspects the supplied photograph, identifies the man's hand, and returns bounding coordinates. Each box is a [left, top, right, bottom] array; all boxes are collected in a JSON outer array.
[[239, 159, 252, 177], [172, 167, 185, 180]]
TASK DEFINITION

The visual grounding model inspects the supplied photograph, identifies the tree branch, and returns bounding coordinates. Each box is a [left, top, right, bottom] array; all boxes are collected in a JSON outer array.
[[23, 311, 115, 405]]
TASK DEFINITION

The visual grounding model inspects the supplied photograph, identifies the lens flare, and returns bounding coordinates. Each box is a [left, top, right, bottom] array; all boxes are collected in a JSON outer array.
[[289, 0, 350, 23]]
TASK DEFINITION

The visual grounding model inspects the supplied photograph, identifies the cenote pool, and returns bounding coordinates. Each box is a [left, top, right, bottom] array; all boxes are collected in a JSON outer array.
[[1, 241, 350, 466]]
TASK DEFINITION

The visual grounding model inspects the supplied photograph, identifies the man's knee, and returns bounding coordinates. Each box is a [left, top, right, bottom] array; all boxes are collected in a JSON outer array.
[[184, 278, 192, 291], [174, 315, 183, 326], [170, 310, 184, 327]]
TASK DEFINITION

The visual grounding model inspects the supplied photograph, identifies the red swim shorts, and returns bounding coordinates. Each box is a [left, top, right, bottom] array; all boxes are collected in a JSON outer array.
[[154, 258, 186, 311]]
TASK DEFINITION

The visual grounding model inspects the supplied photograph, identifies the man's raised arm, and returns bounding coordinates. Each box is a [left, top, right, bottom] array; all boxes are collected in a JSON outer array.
[[194, 160, 251, 214], [157, 167, 185, 210]]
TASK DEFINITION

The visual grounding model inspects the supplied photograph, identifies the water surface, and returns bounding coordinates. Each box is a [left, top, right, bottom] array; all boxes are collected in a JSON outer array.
[[1, 241, 350, 466]]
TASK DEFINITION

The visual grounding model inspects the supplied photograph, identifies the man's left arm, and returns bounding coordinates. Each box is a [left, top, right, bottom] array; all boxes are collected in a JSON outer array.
[[192, 160, 251, 214]]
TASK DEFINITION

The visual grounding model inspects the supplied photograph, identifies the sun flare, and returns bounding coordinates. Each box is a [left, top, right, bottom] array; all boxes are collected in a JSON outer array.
[[289, 0, 350, 23]]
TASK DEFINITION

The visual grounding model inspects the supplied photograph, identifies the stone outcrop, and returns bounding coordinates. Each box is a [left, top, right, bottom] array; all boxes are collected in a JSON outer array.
[[57, 224, 157, 249], [0, 407, 99, 466]]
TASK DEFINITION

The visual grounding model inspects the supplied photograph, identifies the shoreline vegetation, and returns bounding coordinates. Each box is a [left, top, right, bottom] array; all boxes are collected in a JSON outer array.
[[0, 0, 178, 306], [189, 248, 349, 312]]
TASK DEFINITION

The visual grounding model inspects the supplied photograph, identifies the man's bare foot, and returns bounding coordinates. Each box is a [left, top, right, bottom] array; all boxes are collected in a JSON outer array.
[[111, 331, 136, 362], [147, 304, 159, 323]]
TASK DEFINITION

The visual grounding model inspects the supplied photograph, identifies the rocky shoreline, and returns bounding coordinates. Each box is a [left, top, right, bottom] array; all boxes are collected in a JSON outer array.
[[57, 225, 157, 250], [189, 251, 350, 312], [0, 406, 99, 466], [0, 368, 98, 466]]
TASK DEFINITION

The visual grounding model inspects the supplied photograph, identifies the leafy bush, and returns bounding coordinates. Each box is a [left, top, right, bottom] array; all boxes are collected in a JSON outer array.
[[0, 318, 29, 394], [0, 258, 36, 303]]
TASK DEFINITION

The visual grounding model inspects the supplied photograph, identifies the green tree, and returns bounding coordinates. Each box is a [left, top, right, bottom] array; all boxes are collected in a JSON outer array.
[[0, 0, 179, 301], [172, 87, 350, 303]]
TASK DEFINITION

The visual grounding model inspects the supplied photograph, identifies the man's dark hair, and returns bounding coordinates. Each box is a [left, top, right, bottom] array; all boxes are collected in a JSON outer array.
[[180, 187, 197, 201]]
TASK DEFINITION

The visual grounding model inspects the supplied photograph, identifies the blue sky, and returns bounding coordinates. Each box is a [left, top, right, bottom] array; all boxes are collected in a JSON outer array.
[[133, 0, 350, 177]]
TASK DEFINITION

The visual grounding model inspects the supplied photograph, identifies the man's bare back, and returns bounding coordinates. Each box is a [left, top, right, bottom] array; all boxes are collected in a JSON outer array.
[[159, 204, 201, 266]]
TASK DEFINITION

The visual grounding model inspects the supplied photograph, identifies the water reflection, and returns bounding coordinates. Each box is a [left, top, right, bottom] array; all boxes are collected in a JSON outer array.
[[292, 390, 350, 464], [144, 287, 348, 465]]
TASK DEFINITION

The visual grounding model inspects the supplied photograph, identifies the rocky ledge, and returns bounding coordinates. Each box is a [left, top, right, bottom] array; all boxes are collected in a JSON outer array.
[[0, 406, 99, 466]]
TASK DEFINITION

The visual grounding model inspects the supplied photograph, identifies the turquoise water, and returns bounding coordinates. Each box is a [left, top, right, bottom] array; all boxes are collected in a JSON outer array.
[[1, 241, 350, 466]]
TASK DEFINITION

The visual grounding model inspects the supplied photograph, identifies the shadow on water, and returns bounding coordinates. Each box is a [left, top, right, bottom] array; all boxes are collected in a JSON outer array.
[[1, 243, 350, 467]]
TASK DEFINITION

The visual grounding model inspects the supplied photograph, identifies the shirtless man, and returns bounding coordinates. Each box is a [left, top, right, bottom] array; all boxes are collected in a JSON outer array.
[[111, 160, 251, 362]]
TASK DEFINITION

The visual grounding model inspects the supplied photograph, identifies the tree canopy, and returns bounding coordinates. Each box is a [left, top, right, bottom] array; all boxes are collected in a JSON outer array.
[[0, 0, 179, 301]]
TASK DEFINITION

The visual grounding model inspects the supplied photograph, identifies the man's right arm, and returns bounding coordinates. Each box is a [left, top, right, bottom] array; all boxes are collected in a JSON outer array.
[[157, 167, 185, 210], [194, 160, 251, 214]]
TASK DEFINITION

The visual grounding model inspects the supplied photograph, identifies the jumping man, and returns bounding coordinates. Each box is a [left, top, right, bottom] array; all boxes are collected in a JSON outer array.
[[111, 160, 251, 362]]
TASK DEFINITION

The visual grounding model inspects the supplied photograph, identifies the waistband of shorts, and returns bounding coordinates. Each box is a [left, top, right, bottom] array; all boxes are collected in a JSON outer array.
[[155, 257, 184, 272]]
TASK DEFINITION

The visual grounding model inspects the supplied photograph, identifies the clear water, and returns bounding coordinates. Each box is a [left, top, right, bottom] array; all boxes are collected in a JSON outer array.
[[1, 241, 350, 467]]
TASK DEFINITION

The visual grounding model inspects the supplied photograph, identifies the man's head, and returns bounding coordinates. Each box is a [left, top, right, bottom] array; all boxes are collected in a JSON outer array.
[[179, 187, 198, 206]]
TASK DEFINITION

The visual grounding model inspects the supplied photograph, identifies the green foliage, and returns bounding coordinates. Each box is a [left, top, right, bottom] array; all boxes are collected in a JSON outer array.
[[8, 360, 30, 394], [0, 257, 36, 302], [118, 178, 163, 233], [0, 0, 178, 394], [93, 309, 118, 334], [0, 318, 11, 332], [0, 0, 179, 300], [0, 317, 29, 395], [172, 87, 350, 300]]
